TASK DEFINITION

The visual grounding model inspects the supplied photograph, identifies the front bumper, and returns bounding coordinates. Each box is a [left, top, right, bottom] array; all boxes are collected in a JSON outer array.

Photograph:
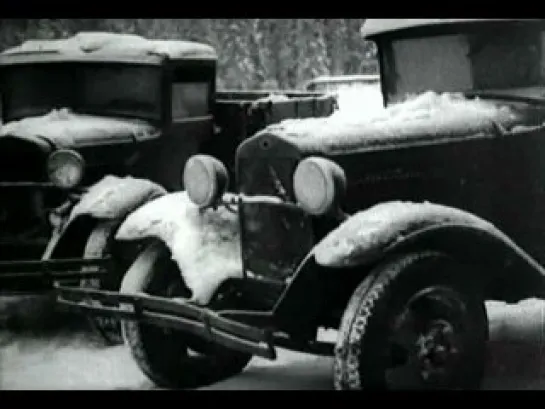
[[0, 257, 110, 294], [55, 284, 277, 360]]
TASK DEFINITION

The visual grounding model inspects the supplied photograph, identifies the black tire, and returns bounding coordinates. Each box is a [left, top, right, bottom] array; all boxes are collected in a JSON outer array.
[[80, 222, 123, 346], [120, 241, 252, 389], [334, 251, 488, 390]]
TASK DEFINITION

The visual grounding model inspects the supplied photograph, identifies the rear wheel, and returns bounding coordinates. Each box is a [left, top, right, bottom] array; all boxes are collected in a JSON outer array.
[[121, 241, 252, 389], [334, 251, 488, 390]]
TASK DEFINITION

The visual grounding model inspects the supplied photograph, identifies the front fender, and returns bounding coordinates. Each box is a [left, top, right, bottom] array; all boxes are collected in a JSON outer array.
[[314, 201, 501, 268], [115, 192, 243, 306], [312, 201, 545, 301], [273, 202, 545, 331], [69, 175, 167, 223], [43, 176, 166, 260]]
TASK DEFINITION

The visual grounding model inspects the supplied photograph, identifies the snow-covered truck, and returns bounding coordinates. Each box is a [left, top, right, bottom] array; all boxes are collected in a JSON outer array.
[[55, 19, 545, 390], [0, 32, 335, 342]]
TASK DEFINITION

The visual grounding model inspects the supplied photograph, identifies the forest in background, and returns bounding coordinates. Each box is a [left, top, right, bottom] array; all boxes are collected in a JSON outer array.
[[0, 19, 377, 89]]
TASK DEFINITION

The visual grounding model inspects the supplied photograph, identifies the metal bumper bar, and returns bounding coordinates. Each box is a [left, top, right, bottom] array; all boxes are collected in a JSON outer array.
[[55, 284, 277, 360], [0, 257, 110, 290]]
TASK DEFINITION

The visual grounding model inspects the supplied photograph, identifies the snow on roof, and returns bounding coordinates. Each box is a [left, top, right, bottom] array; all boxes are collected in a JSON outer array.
[[0, 32, 217, 61], [361, 19, 541, 38], [264, 91, 524, 155]]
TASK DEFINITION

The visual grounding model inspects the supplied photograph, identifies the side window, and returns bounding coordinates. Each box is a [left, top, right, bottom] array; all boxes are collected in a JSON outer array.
[[469, 29, 541, 90], [171, 82, 210, 120]]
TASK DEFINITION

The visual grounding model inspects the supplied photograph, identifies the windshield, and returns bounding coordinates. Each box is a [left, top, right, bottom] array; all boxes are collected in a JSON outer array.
[[0, 62, 162, 122], [384, 24, 545, 103]]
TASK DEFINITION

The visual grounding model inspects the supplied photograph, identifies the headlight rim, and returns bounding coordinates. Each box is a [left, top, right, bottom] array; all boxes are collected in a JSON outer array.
[[46, 149, 85, 190], [183, 154, 229, 208], [293, 156, 346, 216]]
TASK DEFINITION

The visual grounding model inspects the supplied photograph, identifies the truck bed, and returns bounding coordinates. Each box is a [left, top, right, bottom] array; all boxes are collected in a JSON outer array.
[[204, 90, 337, 172]]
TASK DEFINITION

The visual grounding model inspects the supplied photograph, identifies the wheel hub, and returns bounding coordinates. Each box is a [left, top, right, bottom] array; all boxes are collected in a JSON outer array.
[[416, 319, 458, 380]]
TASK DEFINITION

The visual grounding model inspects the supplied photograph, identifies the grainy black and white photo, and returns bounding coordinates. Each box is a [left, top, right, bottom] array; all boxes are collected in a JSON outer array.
[[2, 18, 545, 390]]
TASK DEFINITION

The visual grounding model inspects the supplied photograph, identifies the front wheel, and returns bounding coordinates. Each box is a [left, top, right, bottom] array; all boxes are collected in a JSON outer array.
[[334, 251, 488, 390], [80, 222, 124, 345], [120, 241, 252, 389]]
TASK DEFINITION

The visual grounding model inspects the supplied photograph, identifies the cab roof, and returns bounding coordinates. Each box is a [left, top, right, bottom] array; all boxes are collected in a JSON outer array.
[[0, 32, 217, 65], [361, 19, 542, 39]]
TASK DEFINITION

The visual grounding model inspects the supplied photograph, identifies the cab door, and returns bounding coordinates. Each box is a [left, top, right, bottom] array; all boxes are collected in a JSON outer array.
[[491, 127, 545, 265], [151, 61, 215, 191]]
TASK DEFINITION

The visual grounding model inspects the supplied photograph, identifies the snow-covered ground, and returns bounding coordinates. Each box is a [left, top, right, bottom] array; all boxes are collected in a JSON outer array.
[[2, 299, 545, 390], [3, 85, 545, 390]]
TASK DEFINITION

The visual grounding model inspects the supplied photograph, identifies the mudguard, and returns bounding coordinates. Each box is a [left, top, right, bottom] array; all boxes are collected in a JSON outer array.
[[313, 201, 502, 268], [313, 201, 545, 299], [274, 201, 545, 330], [115, 192, 243, 305], [68, 175, 167, 222], [43, 176, 167, 260]]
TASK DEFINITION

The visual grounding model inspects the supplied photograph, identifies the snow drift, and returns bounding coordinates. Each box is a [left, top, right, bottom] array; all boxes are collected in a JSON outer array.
[[115, 192, 242, 305], [264, 91, 524, 154]]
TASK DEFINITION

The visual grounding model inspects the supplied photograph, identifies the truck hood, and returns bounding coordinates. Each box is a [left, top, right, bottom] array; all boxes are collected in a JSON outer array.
[[263, 91, 531, 155], [0, 108, 159, 149]]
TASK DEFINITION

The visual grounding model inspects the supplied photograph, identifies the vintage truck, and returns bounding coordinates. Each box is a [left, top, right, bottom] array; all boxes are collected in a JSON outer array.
[[55, 19, 545, 389], [0, 32, 336, 342]]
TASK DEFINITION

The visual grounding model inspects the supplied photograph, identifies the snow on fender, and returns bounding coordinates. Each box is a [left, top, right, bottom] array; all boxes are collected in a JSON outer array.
[[313, 201, 501, 268], [68, 175, 167, 223], [115, 192, 243, 306]]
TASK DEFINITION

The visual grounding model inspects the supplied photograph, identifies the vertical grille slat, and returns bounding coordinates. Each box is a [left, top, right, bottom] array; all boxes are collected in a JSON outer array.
[[0, 136, 49, 182], [236, 134, 312, 280], [240, 201, 314, 280], [0, 136, 59, 244], [238, 156, 298, 200]]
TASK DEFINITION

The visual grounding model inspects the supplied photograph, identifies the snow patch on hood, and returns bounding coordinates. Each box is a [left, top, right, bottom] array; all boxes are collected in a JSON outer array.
[[116, 192, 242, 305], [0, 109, 158, 148], [265, 91, 523, 154]]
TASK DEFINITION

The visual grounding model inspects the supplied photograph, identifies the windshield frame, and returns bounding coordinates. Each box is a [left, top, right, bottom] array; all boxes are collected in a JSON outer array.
[[0, 60, 166, 124]]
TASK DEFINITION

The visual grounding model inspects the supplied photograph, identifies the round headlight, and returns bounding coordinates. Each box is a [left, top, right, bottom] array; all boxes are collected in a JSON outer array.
[[46, 149, 85, 189], [183, 154, 229, 208], [293, 157, 346, 216]]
